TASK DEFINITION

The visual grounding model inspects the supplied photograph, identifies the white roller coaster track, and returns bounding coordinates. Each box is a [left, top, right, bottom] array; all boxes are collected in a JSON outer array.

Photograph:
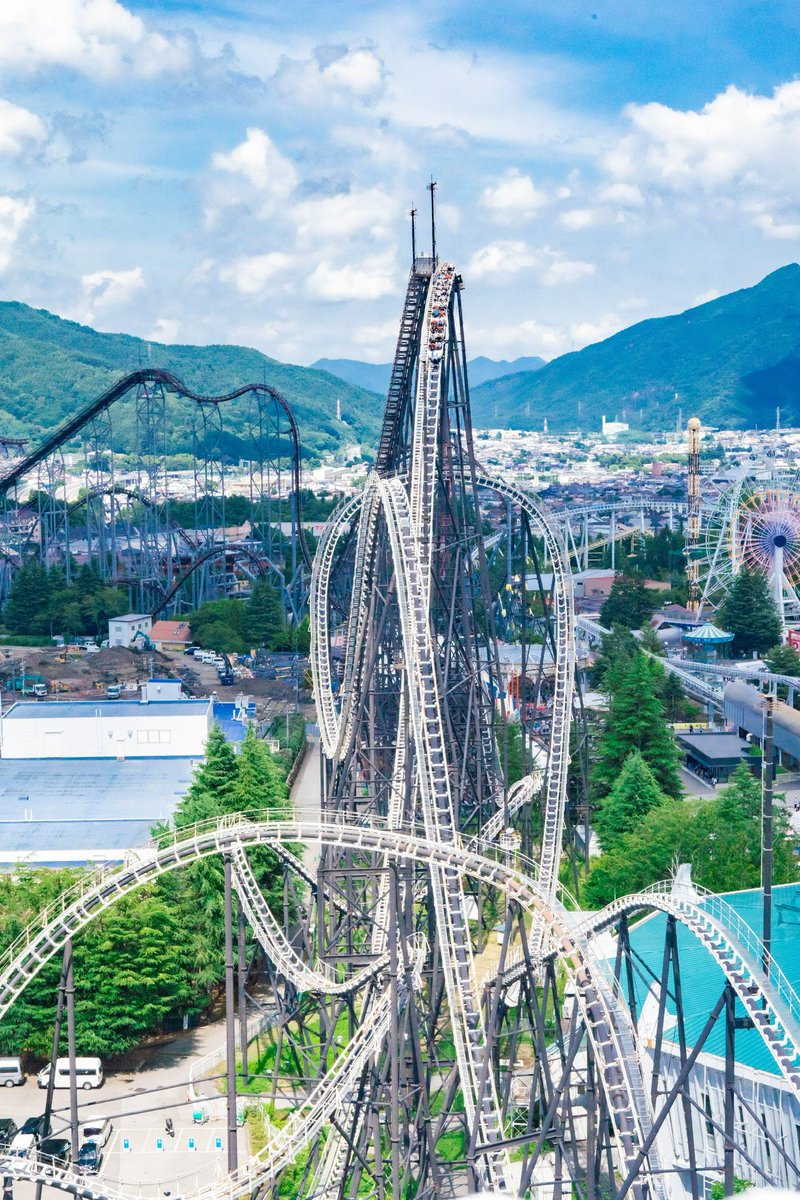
[[576, 614, 723, 708], [310, 491, 364, 757], [378, 472, 513, 1190], [0, 814, 673, 1199], [231, 845, 389, 996], [475, 475, 575, 905]]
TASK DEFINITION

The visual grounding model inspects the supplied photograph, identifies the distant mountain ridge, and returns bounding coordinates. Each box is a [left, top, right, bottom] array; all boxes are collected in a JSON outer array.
[[0, 302, 382, 461], [313, 354, 546, 396], [469, 264, 800, 430]]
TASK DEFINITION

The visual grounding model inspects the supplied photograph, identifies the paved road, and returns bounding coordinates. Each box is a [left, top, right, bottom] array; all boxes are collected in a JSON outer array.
[[291, 736, 321, 874], [1, 1017, 248, 1199]]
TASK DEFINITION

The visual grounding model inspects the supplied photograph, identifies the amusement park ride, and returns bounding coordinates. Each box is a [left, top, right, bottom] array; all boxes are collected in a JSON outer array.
[[0, 219, 798, 1200], [0, 373, 310, 621]]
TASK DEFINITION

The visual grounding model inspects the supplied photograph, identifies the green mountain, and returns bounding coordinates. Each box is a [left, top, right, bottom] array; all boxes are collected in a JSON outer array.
[[470, 264, 800, 430], [313, 354, 545, 396], [0, 302, 382, 461]]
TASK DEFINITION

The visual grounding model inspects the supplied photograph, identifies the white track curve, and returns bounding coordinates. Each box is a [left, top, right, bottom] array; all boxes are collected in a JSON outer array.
[[0, 814, 667, 1199]]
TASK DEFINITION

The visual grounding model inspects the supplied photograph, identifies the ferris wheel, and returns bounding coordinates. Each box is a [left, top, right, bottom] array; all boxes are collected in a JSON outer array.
[[700, 459, 800, 632]]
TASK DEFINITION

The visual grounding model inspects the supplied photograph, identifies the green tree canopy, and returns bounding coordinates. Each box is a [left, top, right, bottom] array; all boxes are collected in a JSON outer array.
[[593, 653, 683, 800], [583, 762, 797, 908], [765, 642, 800, 676], [718, 567, 782, 657], [594, 751, 670, 850], [599, 573, 658, 630]]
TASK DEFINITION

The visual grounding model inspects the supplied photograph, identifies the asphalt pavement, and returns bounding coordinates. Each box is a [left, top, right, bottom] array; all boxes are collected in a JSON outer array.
[[0, 1017, 248, 1199]]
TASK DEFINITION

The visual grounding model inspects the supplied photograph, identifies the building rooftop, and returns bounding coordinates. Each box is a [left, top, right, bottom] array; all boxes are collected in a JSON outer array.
[[676, 732, 750, 762], [113, 614, 150, 623], [0, 756, 200, 865], [3, 698, 211, 721], [626, 882, 800, 1076], [149, 620, 192, 642]]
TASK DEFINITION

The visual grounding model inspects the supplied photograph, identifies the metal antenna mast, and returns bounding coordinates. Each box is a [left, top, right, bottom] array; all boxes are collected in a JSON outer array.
[[427, 178, 437, 264], [410, 205, 417, 265]]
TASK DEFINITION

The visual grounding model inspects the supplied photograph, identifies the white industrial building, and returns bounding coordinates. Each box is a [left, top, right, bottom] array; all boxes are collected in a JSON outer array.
[[108, 613, 152, 648], [0, 693, 212, 760]]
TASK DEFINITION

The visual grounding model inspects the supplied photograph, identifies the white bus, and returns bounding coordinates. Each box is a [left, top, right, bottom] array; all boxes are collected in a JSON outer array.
[[37, 1057, 104, 1090]]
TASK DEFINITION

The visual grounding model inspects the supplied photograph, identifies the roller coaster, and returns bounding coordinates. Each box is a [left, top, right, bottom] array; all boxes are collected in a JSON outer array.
[[0, 370, 310, 618], [0, 254, 798, 1200]]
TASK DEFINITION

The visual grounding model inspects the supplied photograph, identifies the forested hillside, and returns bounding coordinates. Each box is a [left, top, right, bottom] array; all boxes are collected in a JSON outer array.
[[470, 264, 800, 430], [0, 303, 381, 461]]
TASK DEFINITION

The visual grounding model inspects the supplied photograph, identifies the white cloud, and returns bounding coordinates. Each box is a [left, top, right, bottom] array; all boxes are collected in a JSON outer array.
[[81, 266, 145, 312], [0, 100, 47, 158], [0, 196, 35, 272], [294, 187, 397, 245], [351, 318, 399, 350], [219, 253, 292, 295], [541, 258, 595, 286], [321, 49, 384, 97], [148, 318, 181, 343], [467, 241, 539, 280], [307, 252, 397, 302], [211, 128, 297, 195], [598, 182, 644, 206], [207, 128, 298, 222], [569, 313, 623, 345], [481, 172, 548, 220], [0, 0, 190, 77], [602, 80, 800, 238], [752, 213, 800, 240], [475, 309, 622, 358], [273, 46, 387, 107], [559, 207, 598, 231]]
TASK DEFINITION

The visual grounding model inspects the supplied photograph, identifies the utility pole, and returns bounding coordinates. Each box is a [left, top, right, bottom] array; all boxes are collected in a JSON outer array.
[[64, 940, 79, 1162], [223, 854, 238, 1172], [427, 178, 437, 265], [762, 695, 774, 971]]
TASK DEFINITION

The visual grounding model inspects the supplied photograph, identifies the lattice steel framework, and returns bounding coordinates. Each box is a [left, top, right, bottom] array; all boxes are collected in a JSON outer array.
[[0, 370, 310, 618]]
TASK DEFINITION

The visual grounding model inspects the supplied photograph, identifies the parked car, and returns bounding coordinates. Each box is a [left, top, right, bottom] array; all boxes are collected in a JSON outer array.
[[81, 1117, 112, 1147], [77, 1141, 102, 1175], [18, 1115, 46, 1141], [37, 1057, 104, 1090], [39, 1137, 71, 1169], [7, 1132, 38, 1162], [0, 1057, 24, 1087], [0, 1119, 17, 1149]]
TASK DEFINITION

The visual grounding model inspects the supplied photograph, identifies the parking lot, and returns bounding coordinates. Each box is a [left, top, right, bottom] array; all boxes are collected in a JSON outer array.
[[0, 1021, 248, 1198]]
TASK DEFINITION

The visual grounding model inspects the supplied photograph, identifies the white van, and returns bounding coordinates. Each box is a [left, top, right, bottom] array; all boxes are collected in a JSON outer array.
[[37, 1057, 104, 1090], [0, 1057, 24, 1087], [81, 1117, 112, 1148], [7, 1133, 37, 1163]]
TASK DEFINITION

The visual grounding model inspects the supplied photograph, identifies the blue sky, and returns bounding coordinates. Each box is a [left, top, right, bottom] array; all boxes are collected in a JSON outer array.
[[1, 0, 799, 366]]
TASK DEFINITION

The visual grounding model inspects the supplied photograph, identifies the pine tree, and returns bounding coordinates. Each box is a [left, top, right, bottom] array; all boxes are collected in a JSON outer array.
[[599, 573, 657, 630], [765, 642, 800, 676], [233, 725, 288, 814], [594, 751, 670, 850], [593, 652, 682, 800], [4, 560, 51, 634], [718, 566, 782, 657], [175, 725, 238, 826], [246, 580, 286, 649]]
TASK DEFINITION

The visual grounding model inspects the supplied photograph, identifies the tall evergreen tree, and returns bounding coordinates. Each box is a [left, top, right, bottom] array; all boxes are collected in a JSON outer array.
[[718, 566, 782, 657], [4, 560, 51, 634], [246, 580, 286, 649], [599, 572, 657, 630], [232, 725, 288, 813], [594, 751, 670, 850], [593, 652, 682, 799]]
